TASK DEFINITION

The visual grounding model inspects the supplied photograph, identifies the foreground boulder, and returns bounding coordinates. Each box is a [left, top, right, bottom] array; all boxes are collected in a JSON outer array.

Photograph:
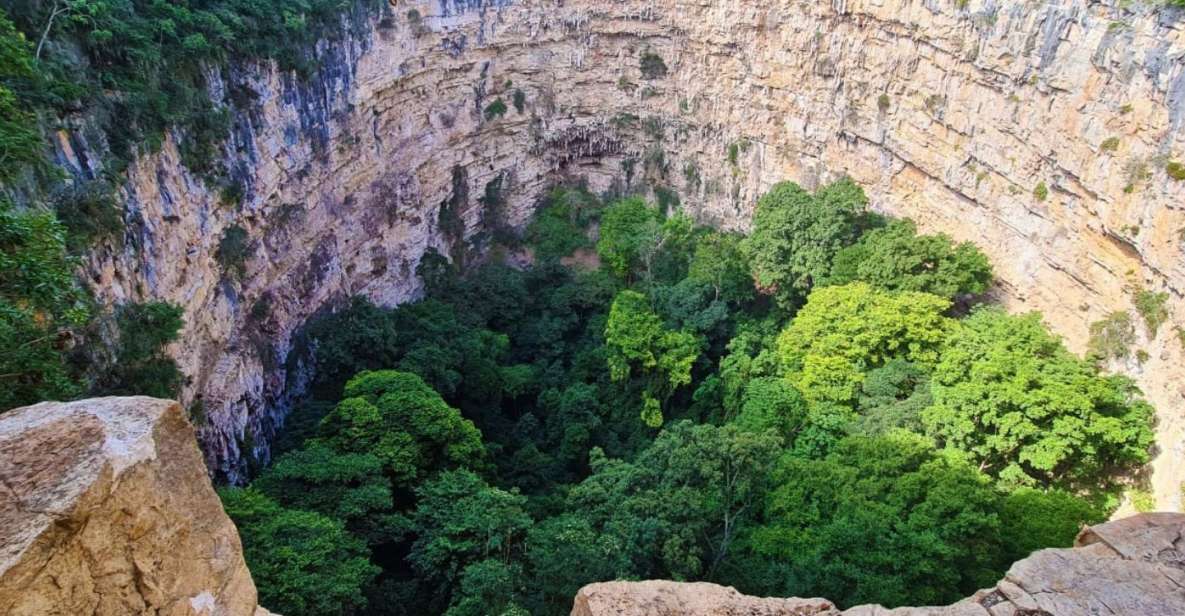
[[573, 513, 1185, 616], [0, 397, 271, 616]]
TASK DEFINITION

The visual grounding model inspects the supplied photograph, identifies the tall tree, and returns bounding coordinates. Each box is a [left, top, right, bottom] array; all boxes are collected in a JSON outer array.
[[742, 179, 867, 307], [827, 219, 992, 299], [318, 370, 486, 486], [923, 308, 1155, 491], [605, 290, 701, 425], [776, 283, 951, 405]]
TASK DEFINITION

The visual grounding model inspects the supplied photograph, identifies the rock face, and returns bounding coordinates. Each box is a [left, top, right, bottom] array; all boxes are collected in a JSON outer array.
[[572, 581, 838, 616], [572, 513, 1185, 616], [59, 0, 1185, 496], [0, 397, 268, 616]]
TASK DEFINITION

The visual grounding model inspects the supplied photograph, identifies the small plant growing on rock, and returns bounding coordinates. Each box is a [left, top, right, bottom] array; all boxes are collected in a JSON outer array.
[[1033, 181, 1049, 201], [1134, 288, 1169, 336], [877, 93, 891, 112], [1129, 489, 1156, 513], [1100, 137, 1120, 153], [484, 98, 507, 120], [1166, 160, 1185, 181], [512, 89, 526, 113], [1124, 156, 1151, 193], [1088, 311, 1135, 362], [640, 50, 668, 80], [217, 225, 252, 279]]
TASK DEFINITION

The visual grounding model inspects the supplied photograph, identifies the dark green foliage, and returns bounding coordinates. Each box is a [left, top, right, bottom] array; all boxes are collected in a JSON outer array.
[[639, 50, 668, 79], [687, 232, 752, 304], [748, 433, 1004, 608], [51, 180, 124, 251], [2, 0, 383, 184], [319, 370, 486, 487], [93, 301, 184, 399], [732, 377, 807, 441], [526, 188, 599, 261], [0, 12, 44, 183], [568, 421, 782, 581], [253, 442, 401, 545], [409, 469, 532, 613], [220, 488, 379, 616], [484, 98, 508, 120], [512, 89, 526, 113], [742, 179, 867, 308], [999, 488, 1103, 563], [217, 224, 251, 279], [851, 359, 930, 436], [828, 219, 992, 299], [0, 203, 86, 410], [595, 197, 662, 278]]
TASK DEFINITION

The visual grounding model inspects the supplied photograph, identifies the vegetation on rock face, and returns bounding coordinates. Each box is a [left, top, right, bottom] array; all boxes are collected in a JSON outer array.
[[225, 182, 1154, 615]]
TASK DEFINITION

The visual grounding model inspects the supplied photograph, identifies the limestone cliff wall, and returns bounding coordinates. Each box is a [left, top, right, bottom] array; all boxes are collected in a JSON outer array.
[[62, 0, 1185, 501], [0, 397, 271, 616], [572, 513, 1185, 615]]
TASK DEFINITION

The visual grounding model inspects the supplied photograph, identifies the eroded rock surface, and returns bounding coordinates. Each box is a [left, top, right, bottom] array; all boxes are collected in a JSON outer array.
[[572, 514, 1185, 616], [0, 397, 269, 616]]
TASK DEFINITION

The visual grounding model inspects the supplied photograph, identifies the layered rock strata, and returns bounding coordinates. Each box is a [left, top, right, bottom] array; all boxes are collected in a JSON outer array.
[[0, 397, 271, 616], [62, 0, 1185, 498], [572, 513, 1185, 616]]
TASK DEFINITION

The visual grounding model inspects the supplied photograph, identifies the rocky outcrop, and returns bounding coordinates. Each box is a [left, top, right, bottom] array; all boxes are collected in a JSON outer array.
[[0, 397, 271, 616], [572, 581, 838, 616], [572, 513, 1185, 616], [64, 0, 1185, 498]]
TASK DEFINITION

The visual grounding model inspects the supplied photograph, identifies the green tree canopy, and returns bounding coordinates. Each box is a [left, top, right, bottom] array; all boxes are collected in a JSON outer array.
[[568, 421, 782, 581], [923, 308, 1155, 491], [318, 370, 486, 486], [409, 469, 533, 588], [220, 488, 379, 616], [1, 203, 87, 410], [742, 178, 867, 307], [252, 441, 403, 545], [605, 290, 701, 425], [596, 197, 662, 278], [776, 283, 951, 404], [828, 219, 992, 299], [687, 231, 753, 304], [747, 432, 1004, 608], [998, 488, 1103, 564]]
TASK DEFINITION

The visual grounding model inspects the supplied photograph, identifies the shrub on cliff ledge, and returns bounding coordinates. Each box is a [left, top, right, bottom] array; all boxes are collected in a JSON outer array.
[[640, 50, 668, 79]]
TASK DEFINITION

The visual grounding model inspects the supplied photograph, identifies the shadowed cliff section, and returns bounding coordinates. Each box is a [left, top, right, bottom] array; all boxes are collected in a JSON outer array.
[[54, 0, 1185, 494], [572, 514, 1185, 615]]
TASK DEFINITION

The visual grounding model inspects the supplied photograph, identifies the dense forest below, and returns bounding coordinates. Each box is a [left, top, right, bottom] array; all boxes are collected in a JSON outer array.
[[218, 181, 1156, 616]]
